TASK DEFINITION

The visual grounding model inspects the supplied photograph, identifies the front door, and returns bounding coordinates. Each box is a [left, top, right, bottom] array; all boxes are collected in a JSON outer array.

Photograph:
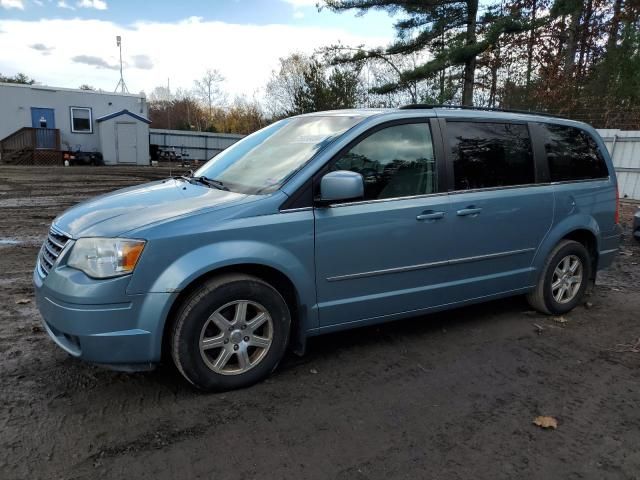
[[31, 107, 55, 129], [443, 120, 554, 301], [116, 122, 137, 164], [30, 108, 56, 149], [314, 121, 453, 328]]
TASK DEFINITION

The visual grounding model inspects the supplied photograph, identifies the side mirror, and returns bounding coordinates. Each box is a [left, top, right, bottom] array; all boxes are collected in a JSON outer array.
[[319, 170, 364, 204]]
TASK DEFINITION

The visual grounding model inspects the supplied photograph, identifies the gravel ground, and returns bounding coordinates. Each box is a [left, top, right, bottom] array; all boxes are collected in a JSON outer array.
[[1, 166, 639, 480]]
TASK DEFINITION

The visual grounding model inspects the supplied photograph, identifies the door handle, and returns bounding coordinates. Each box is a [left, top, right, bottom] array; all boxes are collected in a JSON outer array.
[[456, 207, 482, 216], [416, 211, 445, 221]]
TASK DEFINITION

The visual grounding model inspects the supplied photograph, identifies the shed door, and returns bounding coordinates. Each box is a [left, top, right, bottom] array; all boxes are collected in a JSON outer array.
[[116, 122, 137, 164]]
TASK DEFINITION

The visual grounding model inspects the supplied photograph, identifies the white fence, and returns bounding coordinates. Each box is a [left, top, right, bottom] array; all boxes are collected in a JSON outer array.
[[149, 129, 244, 162], [598, 129, 640, 201]]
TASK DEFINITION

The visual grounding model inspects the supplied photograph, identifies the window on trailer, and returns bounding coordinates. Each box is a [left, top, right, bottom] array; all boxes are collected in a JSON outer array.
[[70, 107, 93, 133]]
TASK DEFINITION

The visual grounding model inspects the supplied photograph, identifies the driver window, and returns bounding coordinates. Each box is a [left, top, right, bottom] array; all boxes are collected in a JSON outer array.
[[333, 123, 436, 200]]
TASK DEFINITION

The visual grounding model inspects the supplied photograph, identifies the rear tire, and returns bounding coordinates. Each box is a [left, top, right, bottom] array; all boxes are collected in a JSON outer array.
[[527, 240, 591, 315], [171, 274, 291, 391]]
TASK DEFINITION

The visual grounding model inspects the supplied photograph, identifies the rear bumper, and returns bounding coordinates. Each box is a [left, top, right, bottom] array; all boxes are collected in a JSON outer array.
[[34, 267, 174, 369], [598, 226, 622, 270]]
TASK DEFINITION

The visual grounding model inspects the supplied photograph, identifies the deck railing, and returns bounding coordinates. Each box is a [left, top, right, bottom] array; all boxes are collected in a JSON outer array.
[[0, 127, 62, 165]]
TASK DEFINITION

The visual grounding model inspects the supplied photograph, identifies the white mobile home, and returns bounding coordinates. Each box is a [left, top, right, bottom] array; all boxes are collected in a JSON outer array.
[[0, 82, 150, 165]]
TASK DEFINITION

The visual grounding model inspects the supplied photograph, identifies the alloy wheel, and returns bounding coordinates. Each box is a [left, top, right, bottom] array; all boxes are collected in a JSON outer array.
[[551, 254, 583, 304], [199, 300, 273, 375]]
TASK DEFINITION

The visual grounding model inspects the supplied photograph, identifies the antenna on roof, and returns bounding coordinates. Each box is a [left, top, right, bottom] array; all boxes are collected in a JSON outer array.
[[114, 35, 129, 94]]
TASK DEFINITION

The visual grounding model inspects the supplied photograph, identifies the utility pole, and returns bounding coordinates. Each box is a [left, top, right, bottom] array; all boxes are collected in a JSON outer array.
[[167, 77, 171, 129], [114, 35, 129, 93]]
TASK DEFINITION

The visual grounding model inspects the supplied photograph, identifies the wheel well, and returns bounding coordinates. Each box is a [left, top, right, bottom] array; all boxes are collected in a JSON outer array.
[[562, 229, 598, 276], [161, 264, 300, 362]]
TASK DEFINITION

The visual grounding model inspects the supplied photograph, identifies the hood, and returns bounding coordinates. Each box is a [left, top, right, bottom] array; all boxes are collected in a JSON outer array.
[[54, 179, 249, 238]]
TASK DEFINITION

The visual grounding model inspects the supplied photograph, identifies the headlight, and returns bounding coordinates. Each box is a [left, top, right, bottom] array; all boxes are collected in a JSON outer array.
[[67, 238, 146, 278]]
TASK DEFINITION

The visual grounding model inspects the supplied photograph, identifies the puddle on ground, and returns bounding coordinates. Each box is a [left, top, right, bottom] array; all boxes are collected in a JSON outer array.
[[0, 239, 21, 246], [0, 195, 80, 208], [0, 236, 46, 247]]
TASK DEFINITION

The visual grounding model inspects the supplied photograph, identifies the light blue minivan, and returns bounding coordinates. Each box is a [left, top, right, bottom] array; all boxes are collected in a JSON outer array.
[[34, 106, 621, 391]]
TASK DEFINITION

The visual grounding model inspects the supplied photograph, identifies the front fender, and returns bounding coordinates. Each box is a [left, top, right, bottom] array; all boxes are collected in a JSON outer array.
[[142, 239, 318, 339], [149, 240, 312, 295]]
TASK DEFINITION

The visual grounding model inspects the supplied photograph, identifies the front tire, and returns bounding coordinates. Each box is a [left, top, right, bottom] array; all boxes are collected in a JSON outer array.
[[527, 240, 591, 315], [171, 274, 291, 391]]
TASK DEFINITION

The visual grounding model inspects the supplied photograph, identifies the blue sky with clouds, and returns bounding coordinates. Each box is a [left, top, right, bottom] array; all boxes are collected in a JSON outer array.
[[0, 0, 396, 96], [2, 0, 395, 34]]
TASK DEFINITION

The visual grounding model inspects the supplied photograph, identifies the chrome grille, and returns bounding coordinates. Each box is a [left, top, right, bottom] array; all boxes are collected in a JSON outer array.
[[38, 226, 71, 277]]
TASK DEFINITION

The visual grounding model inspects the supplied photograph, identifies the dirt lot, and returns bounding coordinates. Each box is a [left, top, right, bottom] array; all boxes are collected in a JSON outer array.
[[1, 165, 639, 480]]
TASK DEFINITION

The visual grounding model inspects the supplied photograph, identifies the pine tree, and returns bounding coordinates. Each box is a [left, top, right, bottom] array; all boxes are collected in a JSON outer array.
[[323, 0, 529, 105]]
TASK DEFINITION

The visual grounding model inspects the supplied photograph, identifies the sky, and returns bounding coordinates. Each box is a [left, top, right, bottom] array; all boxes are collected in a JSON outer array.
[[0, 0, 396, 99]]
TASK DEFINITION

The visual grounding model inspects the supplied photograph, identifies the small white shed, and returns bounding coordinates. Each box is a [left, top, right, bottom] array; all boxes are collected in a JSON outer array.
[[96, 109, 151, 165]]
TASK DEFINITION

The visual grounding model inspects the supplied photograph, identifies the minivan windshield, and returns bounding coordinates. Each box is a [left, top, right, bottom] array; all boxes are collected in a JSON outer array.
[[193, 115, 364, 194]]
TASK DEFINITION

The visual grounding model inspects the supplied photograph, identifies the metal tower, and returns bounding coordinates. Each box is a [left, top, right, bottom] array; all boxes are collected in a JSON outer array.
[[114, 35, 129, 94]]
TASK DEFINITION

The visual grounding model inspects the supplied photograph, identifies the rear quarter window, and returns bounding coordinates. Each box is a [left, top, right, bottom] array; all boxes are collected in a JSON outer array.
[[540, 124, 609, 182]]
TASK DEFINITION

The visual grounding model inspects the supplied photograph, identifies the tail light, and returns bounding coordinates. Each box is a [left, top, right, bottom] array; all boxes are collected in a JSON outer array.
[[614, 185, 620, 224]]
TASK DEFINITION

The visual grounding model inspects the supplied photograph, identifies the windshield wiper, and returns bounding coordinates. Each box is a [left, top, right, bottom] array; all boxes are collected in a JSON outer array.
[[191, 176, 229, 191], [174, 172, 229, 191]]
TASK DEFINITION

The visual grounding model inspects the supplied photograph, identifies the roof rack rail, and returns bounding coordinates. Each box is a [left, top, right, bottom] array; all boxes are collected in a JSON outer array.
[[398, 103, 568, 119]]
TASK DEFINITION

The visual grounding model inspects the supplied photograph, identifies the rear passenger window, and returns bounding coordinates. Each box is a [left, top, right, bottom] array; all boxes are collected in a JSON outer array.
[[447, 122, 534, 190], [540, 124, 609, 182], [333, 123, 436, 200]]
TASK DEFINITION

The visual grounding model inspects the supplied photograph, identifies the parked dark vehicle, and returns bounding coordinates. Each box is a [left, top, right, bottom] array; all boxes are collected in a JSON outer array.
[[63, 150, 104, 166], [634, 208, 640, 241], [149, 144, 160, 162], [34, 106, 621, 391]]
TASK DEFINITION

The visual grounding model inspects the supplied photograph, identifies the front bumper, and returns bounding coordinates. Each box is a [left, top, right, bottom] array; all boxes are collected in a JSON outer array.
[[34, 265, 175, 369]]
